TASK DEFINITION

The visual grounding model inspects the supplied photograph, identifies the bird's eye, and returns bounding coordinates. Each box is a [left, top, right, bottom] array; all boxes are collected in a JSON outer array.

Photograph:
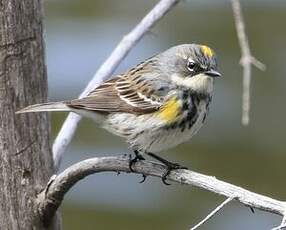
[[187, 60, 196, 72]]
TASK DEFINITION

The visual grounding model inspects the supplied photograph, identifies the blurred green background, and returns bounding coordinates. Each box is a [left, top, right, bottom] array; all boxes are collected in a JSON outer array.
[[44, 0, 286, 229]]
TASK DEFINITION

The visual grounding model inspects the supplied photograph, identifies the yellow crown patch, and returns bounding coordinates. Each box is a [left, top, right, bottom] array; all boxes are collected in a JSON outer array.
[[201, 45, 215, 58]]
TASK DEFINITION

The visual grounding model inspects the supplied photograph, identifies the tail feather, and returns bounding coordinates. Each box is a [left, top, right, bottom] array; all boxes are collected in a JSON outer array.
[[16, 101, 71, 114]]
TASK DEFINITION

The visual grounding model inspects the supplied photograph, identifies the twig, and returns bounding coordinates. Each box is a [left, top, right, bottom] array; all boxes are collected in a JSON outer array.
[[230, 0, 266, 126], [52, 0, 180, 171], [272, 225, 286, 230], [272, 215, 286, 230], [37, 155, 286, 227], [190, 197, 234, 230]]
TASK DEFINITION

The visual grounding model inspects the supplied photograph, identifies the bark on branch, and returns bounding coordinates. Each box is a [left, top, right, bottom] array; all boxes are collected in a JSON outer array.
[[37, 155, 286, 227]]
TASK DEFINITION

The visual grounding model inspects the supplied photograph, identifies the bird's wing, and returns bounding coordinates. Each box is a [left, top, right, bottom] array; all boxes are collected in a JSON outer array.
[[68, 61, 165, 114]]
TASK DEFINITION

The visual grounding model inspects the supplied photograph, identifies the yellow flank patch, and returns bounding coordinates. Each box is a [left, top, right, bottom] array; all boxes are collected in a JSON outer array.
[[201, 45, 215, 57], [157, 97, 181, 123]]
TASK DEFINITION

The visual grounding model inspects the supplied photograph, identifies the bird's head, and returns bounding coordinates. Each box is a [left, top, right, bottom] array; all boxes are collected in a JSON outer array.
[[157, 44, 221, 95]]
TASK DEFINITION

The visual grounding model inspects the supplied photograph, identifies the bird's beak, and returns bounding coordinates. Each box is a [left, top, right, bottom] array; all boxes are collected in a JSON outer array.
[[205, 70, 222, 78]]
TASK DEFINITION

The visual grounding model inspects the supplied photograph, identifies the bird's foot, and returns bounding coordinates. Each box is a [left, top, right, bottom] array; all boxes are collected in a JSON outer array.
[[161, 162, 187, 185], [129, 150, 145, 172], [129, 151, 147, 183], [147, 152, 187, 185]]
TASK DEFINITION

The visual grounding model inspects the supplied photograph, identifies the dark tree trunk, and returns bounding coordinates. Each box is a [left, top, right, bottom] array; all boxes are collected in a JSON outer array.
[[0, 0, 61, 229]]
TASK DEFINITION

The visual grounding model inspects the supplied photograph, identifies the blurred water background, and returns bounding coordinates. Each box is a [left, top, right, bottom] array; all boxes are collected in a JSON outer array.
[[44, 0, 286, 229]]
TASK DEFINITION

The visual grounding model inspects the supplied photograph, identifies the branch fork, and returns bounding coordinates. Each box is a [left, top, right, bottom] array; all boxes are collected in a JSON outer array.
[[231, 0, 266, 125], [240, 55, 265, 71], [272, 214, 286, 230]]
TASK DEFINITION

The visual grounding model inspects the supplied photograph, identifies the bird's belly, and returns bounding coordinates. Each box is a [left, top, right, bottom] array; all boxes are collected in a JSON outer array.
[[103, 101, 208, 153], [133, 103, 208, 153], [142, 110, 206, 152]]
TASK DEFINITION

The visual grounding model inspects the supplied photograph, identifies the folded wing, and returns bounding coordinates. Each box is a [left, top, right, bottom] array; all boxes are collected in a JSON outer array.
[[69, 61, 164, 114]]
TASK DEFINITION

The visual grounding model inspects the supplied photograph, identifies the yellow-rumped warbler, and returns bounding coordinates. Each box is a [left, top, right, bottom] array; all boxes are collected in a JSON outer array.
[[17, 44, 221, 184]]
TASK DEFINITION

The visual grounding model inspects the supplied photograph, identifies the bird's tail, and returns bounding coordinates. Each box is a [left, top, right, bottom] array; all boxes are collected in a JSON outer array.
[[16, 101, 71, 114]]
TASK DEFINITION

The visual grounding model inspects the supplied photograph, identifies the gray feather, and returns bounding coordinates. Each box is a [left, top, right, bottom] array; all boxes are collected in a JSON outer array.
[[16, 102, 70, 114]]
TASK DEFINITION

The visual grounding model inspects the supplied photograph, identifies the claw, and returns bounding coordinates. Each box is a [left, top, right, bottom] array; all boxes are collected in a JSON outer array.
[[161, 163, 187, 185], [129, 151, 145, 172], [139, 174, 147, 183], [146, 152, 187, 185], [162, 173, 171, 185], [129, 154, 136, 172], [129, 151, 147, 183]]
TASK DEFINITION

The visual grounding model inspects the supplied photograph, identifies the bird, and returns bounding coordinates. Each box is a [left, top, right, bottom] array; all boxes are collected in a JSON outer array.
[[17, 44, 221, 184]]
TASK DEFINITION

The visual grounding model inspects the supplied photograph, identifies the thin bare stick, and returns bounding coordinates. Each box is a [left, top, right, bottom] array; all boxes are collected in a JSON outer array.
[[52, 0, 180, 171], [190, 197, 234, 230], [37, 155, 286, 227], [272, 215, 286, 230], [230, 0, 266, 126]]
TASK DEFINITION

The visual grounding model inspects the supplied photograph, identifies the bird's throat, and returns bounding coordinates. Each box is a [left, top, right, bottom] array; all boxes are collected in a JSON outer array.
[[171, 73, 214, 95]]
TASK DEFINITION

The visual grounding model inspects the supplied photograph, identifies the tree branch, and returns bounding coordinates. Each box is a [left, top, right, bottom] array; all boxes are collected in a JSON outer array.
[[37, 155, 286, 228], [230, 0, 266, 126], [52, 0, 180, 171]]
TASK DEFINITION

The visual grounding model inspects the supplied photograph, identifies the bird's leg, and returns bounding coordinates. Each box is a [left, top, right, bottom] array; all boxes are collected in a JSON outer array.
[[146, 152, 187, 185], [129, 150, 147, 183], [129, 150, 145, 172]]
